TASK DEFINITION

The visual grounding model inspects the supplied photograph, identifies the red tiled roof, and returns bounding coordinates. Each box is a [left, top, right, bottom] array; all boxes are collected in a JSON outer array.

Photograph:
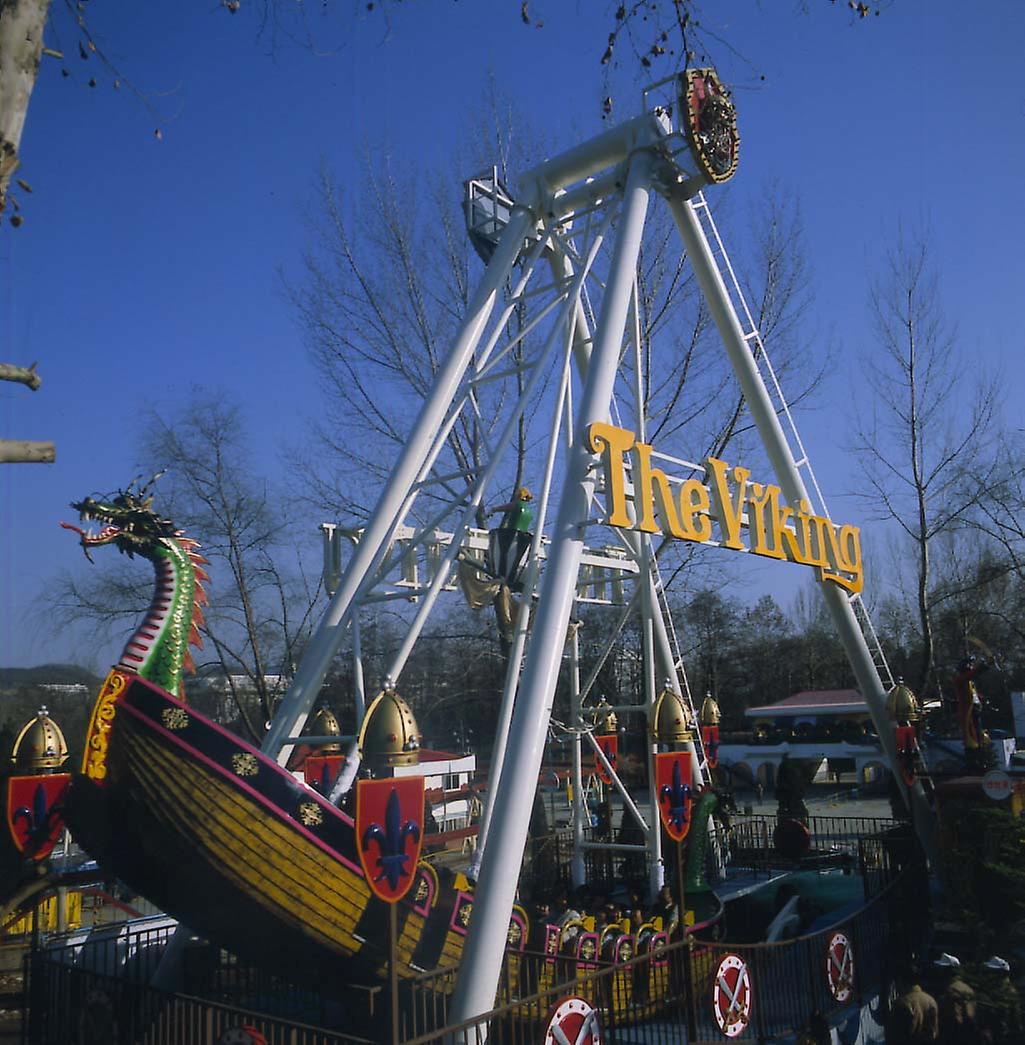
[[417, 748, 468, 762], [745, 689, 865, 717]]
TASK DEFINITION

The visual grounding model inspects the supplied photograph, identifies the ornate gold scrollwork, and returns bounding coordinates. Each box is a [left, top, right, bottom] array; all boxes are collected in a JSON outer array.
[[82, 670, 127, 784]]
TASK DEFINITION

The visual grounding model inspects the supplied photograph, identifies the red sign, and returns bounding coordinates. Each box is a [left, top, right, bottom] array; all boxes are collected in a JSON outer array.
[[702, 725, 720, 769], [712, 953, 752, 1038], [894, 725, 917, 787], [594, 735, 618, 785], [655, 752, 692, 842], [6, 773, 70, 859], [982, 770, 1013, 801], [355, 776, 425, 903], [304, 754, 346, 795], [826, 931, 855, 1002], [544, 997, 603, 1045]]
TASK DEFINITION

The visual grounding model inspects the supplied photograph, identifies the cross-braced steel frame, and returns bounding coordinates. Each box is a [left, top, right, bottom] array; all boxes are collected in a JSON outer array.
[[259, 77, 935, 1031]]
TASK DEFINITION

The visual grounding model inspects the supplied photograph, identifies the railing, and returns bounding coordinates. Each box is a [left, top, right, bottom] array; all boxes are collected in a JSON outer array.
[[31, 918, 378, 1037], [401, 862, 925, 1044], [519, 814, 906, 896], [23, 815, 916, 1043], [24, 958, 374, 1045]]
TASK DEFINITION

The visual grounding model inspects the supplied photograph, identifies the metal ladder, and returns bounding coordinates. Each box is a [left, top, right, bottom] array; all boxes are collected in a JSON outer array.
[[689, 192, 895, 695]]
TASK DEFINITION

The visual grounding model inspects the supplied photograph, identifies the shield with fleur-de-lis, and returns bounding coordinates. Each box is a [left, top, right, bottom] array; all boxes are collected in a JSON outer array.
[[6, 773, 71, 859], [356, 776, 425, 903], [894, 725, 918, 787], [655, 753, 692, 843], [701, 725, 720, 769], [594, 734, 618, 785], [304, 754, 347, 795]]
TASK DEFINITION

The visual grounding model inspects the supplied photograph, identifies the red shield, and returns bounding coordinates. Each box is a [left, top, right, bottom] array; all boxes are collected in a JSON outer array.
[[303, 754, 346, 795], [826, 931, 855, 1002], [655, 752, 692, 842], [895, 725, 917, 787], [6, 774, 71, 859], [355, 776, 425, 903], [544, 997, 603, 1045], [702, 725, 720, 769], [594, 735, 618, 785], [712, 953, 752, 1038]]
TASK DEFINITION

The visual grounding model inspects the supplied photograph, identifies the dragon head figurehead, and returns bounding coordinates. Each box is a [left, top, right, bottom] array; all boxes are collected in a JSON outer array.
[[60, 475, 209, 694], [61, 475, 177, 563]]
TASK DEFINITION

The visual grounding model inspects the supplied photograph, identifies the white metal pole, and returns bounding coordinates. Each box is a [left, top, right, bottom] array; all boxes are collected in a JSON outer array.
[[352, 613, 366, 723], [262, 207, 535, 762], [668, 195, 936, 860], [570, 624, 586, 887], [449, 150, 655, 1029]]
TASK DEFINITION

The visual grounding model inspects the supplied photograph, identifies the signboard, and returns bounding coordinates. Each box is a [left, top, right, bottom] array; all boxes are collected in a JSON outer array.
[[982, 770, 1013, 801], [712, 953, 752, 1039], [355, 776, 425, 903], [655, 752, 692, 842], [544, 997, 603, 1045], [588, 422, 863, 594], [826, 931, 855, 1002]]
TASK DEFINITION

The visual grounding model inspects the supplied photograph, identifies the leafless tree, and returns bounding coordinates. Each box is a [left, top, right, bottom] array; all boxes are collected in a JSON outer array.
[[853, 229, 1000, 697], [51, 394, 321, 741], [0, 361, 54, 462]]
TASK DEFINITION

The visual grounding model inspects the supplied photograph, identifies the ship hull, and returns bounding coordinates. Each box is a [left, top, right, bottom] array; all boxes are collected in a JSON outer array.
[[66, 671, 469, 984]]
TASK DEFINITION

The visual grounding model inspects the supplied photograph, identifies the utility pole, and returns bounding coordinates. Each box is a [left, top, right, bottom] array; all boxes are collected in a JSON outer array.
[[0, 363, 55, 463]]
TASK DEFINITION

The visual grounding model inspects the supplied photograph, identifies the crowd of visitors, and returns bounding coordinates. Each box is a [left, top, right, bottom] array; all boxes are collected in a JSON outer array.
[[526, 881, 680, 946]]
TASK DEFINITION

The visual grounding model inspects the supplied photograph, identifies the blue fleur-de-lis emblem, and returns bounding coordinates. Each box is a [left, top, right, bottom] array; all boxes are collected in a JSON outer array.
[[314, 763, 332, 794], [361, 787, 421, 890], [601, 739, 617, 770], [705, 729, 719, 762], [13, 782, 64, 851], [659, 759, 691, 832]]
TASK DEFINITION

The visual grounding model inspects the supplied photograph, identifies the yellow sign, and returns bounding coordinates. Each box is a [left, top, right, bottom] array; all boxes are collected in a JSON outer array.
[[587, 422, 863, 594]]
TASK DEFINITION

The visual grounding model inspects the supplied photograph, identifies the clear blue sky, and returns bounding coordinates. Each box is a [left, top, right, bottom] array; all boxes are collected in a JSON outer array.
[[2, 0, 1023, 668]]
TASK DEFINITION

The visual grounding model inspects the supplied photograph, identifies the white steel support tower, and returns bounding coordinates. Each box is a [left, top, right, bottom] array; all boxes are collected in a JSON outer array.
[[260, 71, 935, 1029]]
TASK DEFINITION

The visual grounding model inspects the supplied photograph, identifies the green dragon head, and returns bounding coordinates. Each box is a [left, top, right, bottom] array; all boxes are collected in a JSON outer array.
[[60, 475, 178, 562], [61, 475, 209, 690]]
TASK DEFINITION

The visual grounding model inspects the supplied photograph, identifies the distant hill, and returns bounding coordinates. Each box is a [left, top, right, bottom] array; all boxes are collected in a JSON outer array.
[[0, 664, 102, 689]]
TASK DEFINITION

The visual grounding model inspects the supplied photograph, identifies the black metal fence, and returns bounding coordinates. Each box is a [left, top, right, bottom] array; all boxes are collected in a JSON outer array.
[[519, 814, 905, 898], [24, 958, 374, 1044], [23, 815, 915, 1043], [400, 862, 922, 1044]]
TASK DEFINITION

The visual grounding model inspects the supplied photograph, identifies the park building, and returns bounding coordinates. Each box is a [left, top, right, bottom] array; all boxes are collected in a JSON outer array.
[[718, 689, 891, 795]]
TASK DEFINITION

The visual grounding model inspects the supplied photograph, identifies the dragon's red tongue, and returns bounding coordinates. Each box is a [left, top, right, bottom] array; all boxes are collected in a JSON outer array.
[[59, 521, 87, 538]]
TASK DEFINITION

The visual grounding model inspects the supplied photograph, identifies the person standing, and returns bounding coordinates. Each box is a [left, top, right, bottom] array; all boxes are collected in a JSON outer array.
[[485, 486, 534, 587], [934, 953, 979, 1045], [886, 964, 938, 1044]]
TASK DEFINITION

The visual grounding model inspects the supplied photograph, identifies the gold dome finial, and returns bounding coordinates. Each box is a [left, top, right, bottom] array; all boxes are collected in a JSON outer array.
[[358, 686, 421, 771], [591, 698, 618, 735], [11, 707, 69, 771], [700, 692, 721, 727], [306, 705, 343, 754], [652, 687, 694, 747], [886, 678, 920, 725]]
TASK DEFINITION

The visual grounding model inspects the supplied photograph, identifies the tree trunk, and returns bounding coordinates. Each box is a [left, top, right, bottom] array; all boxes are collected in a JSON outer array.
[[0, 362, 41, 389], [0, 0, 49, 215], [0, 439, 54, 462]]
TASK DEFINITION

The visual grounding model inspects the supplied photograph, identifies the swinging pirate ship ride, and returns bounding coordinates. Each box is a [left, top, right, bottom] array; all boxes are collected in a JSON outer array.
[[54, 68, 935, 1029]]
